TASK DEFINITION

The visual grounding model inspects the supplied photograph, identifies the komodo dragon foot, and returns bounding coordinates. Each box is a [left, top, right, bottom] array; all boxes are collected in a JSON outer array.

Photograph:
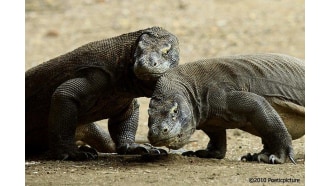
[[46, 145, 98, 161], [241, 149, 296, 164], [182, 149, 225, 159], [117, 143, 168, 155]]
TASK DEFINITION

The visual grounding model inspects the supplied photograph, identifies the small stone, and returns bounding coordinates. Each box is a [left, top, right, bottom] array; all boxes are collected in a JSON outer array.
[[45, 30, 59, 37]]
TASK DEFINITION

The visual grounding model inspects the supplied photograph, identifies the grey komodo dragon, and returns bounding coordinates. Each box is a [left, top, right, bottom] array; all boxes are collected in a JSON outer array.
[[26, 26, 179, 160], [147, 53, 304, 164]]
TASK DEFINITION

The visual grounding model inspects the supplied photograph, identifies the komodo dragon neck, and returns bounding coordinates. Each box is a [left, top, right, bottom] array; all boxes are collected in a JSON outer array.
[[72, 30, 156, 97]]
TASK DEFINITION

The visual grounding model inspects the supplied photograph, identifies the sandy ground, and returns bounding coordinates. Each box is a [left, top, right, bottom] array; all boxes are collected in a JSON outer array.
[[25, 0, 305, 185]]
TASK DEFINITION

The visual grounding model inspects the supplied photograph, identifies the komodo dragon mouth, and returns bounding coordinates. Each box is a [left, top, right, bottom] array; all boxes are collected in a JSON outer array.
[[135, 72, 164, 80], [149, 128, 195, 150]]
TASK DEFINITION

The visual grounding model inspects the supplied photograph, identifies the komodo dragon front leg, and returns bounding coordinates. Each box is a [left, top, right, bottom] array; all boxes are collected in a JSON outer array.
[[183, 129, 227, 159], [227, 91, 296, 164], [48, 70, 110, 160], [108, 99, 165, 155]]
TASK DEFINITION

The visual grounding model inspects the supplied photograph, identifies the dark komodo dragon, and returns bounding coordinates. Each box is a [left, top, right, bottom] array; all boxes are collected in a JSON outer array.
[[26, 26, 179, 160], [147, 53, 304, 164]]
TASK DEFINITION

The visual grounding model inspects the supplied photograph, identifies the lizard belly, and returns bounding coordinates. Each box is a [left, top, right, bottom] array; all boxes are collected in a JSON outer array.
[[269, 101, 305, 140], [78, 93, 133, 124]]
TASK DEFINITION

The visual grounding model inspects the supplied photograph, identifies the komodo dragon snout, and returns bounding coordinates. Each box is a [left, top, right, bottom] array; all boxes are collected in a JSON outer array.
[[148, 94, 195, 149]]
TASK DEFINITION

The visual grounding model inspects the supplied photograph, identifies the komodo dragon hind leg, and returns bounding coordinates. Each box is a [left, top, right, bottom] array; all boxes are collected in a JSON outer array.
[[75, 122, 116, 153], [227, 91, 296, 164]]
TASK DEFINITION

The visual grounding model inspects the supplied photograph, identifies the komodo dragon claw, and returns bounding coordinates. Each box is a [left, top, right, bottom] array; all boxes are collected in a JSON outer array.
[[241, 152, 296, 164], [45, 145, 98, 161], [117, 143, 168, 155], [289, 155, 297, 165], [61, 151, 97, 161], [182, 150, 225, 159]]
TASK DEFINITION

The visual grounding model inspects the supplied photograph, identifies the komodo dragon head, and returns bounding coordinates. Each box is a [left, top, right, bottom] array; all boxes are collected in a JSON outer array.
[[147, 92, 196, 149], [133, 27, 180, 81]]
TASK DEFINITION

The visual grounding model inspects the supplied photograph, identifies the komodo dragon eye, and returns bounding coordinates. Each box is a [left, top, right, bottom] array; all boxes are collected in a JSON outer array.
[[161, 44, 171, 56], [170, 102, 179, 120]]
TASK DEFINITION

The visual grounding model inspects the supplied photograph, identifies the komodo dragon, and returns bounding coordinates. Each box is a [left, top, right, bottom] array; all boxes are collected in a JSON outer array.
[[26, 26, 179, 160], [147, 53, 304, 164]]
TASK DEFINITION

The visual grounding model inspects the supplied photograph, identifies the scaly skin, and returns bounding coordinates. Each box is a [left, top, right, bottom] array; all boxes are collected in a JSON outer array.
[[26, 26, 179, 160], [148, 53, 304, 164]]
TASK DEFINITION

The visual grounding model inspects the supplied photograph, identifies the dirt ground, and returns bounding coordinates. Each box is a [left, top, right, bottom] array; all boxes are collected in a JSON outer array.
[[25, 0, 305, 185]]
